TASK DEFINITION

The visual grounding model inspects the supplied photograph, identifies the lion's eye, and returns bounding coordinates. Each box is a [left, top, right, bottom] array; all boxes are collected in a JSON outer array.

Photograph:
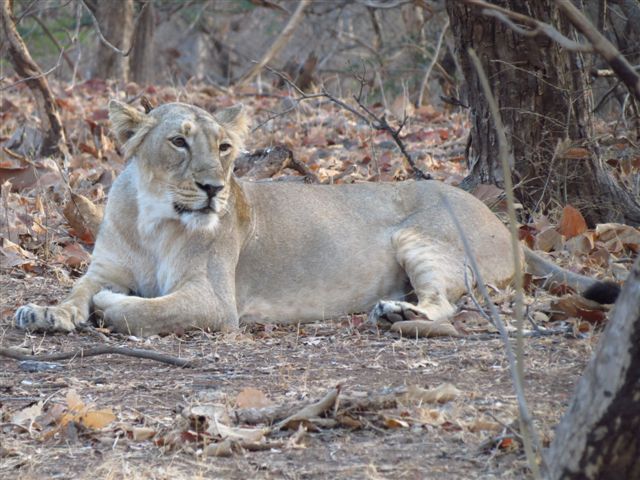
[[171, 136, 188, 148], [219, 142, 232, 153]]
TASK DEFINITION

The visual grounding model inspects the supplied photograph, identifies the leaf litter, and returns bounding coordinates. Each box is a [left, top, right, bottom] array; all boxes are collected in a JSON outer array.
[[0, 77, 637, 478]]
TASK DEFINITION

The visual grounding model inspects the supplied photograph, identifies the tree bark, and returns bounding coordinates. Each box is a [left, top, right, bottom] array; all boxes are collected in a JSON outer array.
[[0, 0, 67, 157], [93, 0, 134, 82], [129, 0, 155, 85], [446, 0, 640, 226], [547, 256, 640, 479]]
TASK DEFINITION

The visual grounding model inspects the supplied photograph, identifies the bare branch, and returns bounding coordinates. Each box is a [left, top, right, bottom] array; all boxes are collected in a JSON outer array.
[[417, 17, 449, 107], [0, 345, 198, 368], [0, 0, 68, 157], [262, 66, 431, 180], [466, 46, 546, 480], [237, 0, 310, 86], [555, 0, 640, 100], [80, 0, 149, 57], [355, 0, 412, 9], [462, 0, 592, 52]]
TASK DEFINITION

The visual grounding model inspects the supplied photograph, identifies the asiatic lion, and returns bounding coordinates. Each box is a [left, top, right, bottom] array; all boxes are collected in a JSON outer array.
[[14, 101, 618, 336]]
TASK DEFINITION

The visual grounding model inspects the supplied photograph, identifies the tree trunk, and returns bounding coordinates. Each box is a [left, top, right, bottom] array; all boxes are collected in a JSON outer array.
[[547, 256, 640, 479], [446, 0, 640, 226], [0, 0, 67, 157], [237, 0, 310, 86], [93, 0, 134, 82], [129, 0, 155, 85]]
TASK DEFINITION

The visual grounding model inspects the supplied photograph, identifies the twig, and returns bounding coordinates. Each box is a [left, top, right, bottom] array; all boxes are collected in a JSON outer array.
[[467, 48, 544, 479], [417, 18, 449, 107], [262, 66, 431, 180], [442, 195, 546, 477], [0, 345, 197, 368], [236, 0, 310, 86], [79, 0, 149, 57], [462, 0, 592, 52], [555, 0, 640, 100]]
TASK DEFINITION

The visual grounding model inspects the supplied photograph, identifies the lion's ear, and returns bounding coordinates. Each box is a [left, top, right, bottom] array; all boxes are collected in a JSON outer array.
[[108, 99, 149, 145], [215, 104, 249, 141]]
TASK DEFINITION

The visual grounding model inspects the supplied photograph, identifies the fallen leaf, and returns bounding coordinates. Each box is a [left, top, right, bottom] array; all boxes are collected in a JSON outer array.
[[129, 426, 157, 441], [383, 416, 409, 429], [550, 295, 609, 324], [57, 243, 91, 268], [11, 402, 43, 427], [558, 205, 587, 239], [80, 409, 116, 429], [63, 192, 104, 242], [403, 383, 461, 404], [390, 320, 460, 338], [595, 223, 640, 253], [235, 387, 272, 409], [535, 227, 564, 252]]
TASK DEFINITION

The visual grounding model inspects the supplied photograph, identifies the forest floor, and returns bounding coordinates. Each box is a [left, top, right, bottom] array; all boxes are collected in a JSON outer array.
[[1, 79, 637, 479], [0, 274, 598, 479]]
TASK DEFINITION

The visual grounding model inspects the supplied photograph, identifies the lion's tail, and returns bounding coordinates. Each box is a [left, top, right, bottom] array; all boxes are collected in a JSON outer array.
[[524, 248, 621, 304]]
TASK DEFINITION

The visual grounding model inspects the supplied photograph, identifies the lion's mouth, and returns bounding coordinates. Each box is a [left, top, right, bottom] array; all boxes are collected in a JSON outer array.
[[173, 203, 215, 215]]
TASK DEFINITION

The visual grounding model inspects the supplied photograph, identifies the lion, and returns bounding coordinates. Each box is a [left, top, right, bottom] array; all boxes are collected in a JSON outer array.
[[14, 101, 619, 336]]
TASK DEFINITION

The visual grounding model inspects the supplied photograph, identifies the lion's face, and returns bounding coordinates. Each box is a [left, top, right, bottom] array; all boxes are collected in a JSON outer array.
[[108, 101, 248, 231]]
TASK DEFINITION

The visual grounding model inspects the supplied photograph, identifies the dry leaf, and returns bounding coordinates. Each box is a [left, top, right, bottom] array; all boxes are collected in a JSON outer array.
[[63, 192, 104, 242], [558, 205, 587, 239], [80, 409, 116, 429], [57, 243, 91, 268], [550, 295, 609, 323], [403, 383, 461, 404], [11, 402, 43, 427], [390, 320, 460, 338], [564, 231, 595, 255], [383, 416, 409, 429], [467, 419, 501, 433], [235, 387, 272, 409], [595, 223, 640, 253], [535, 227, 564, 252], [129, 427, 157, 441]]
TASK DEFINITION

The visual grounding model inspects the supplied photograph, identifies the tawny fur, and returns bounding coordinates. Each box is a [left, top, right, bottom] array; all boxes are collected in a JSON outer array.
[[15, 101, 520, 336]]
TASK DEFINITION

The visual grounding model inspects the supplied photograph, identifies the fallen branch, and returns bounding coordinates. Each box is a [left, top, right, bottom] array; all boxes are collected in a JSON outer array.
[[1, 0, 68, 157], [0, 345, 197, 368], [275, 385, 341, 430]]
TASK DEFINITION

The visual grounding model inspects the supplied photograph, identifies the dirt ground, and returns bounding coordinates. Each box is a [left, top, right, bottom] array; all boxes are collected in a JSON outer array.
[[0, 269, 599, 480]]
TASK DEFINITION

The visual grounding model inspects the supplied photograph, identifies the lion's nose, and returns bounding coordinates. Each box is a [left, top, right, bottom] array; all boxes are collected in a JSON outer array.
[[196, 182, 224, 199]]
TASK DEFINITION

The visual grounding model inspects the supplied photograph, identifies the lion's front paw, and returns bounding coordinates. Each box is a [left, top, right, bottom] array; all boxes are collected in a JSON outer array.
[[14, 304, 81, 332]]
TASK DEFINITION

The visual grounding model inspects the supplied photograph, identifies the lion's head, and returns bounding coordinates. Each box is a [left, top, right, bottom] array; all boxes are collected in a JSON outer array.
[[108, 100, 248, 232]]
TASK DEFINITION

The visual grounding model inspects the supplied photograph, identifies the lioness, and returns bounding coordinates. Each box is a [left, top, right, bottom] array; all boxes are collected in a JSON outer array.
[[14, 101, 617, 336]]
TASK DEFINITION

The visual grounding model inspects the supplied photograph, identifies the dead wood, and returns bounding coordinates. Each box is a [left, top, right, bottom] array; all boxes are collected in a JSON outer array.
[[235, 145, 319, 183], [547, 256, 640, 479], [275, 385, 340, 430], [0, 0, 68, 157], [0, 345, 198, 368]]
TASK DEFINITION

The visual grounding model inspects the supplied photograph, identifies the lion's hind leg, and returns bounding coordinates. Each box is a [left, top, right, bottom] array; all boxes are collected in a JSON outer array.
[[369, 228, 466, 336]]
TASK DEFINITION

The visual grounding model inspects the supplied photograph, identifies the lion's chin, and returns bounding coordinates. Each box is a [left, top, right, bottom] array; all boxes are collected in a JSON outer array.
[[180, 210, 220, 232]]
